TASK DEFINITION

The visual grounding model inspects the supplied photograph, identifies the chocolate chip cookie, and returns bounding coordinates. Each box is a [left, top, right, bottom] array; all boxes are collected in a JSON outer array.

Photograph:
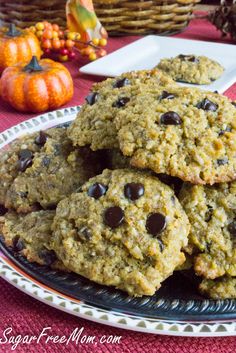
[[115, 86, 236, 185], [199, 277, 236, 299], [157, 55, 224, 84], [52, 169, 189, 296], [179, 182, 236, 279], [0, 128, 100, 213], [0, 210, 65, 269], [67, 69, 178, 151]]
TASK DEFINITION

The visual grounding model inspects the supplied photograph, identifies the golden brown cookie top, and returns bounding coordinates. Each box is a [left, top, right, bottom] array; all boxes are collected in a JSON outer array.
[[67, 69, 177, 151], [115, 86, 236, 185], [0, 128, 100, 213], [52, 168, 189, 296], [157, 55, 224, 84]]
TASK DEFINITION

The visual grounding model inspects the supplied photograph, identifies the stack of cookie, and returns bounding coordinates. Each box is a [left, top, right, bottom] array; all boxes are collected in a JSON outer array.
[[0, 128, 103, 269], [1, 68, 236, 299]]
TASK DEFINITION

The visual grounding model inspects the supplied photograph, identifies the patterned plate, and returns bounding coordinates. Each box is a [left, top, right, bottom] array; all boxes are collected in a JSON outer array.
[[0, 107, 236, 337]]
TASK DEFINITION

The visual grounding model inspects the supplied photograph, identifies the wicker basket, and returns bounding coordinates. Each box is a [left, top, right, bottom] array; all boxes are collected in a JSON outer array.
[[94, 0, 201, 35], [0, 0, 200, 35], [0, 0, 67, 28]]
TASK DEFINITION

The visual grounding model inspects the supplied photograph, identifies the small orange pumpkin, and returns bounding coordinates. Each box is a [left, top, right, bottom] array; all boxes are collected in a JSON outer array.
[[0, 56, 74, 113], [0, 24, 41, 73]]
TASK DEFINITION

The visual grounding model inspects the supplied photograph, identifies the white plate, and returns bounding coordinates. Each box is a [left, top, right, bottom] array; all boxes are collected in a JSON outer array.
[[80, 35, 236, 93], [0, 107, 236, 337]]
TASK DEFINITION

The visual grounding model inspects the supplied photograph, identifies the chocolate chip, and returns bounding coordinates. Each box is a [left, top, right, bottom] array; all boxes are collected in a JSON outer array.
[[35, 131, 47, 147], [12, 237, 25, 252], [18, 149, 33, 172], [113, 77, 130, 88], [217, 158, 228, 166], [18, 158, 33, 172], [178, 54, 199, 63], [38, 249, 57, 266], [196, 98, 218, 112], [214, 90, 219, 94], [146, 213, 166, 236], [88, 183, 108, 199], [85, 92, 98, 105], [178, 54, 188, 60], [104, 206, 124, 228], [160, 111, 182, 125], [0, 204, 7, 216], [219, 126, 231, 136], [232, 102, 236, 108], [159, 91, 175, 100], [228, 221, 236, 236], [124, 183, 144, 201], [77, 226, 92, 241], [19, 149, 33, 160], [42, 156, 51, 167], [112, 97, 130, 108], [189, 56, 199, 63]]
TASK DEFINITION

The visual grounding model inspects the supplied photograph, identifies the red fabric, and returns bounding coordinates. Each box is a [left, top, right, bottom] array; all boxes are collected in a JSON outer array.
[[0, 278, 236, 353], [0, 15, 236, 353]]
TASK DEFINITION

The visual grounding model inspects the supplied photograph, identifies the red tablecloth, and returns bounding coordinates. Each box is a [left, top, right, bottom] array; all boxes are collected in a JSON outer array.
[[0, 15, 236, 353]]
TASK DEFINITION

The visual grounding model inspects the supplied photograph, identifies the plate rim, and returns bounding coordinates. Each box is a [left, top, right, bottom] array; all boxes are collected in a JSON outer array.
[[0, 106, 236, 337], [2, 237, 236, 323], [1, 255, 236, 337]]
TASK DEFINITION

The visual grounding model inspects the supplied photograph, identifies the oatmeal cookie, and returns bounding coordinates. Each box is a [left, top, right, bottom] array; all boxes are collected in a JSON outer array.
[[115, 87, 236, 185], [199, 277, 236, 299], [67, 69, 178, 151], [0, 210, 65, 269], [179, 182, 236, 279], [52, 169, 189, 296], [0, 128, 99, 213], [157, 55, 224, 84]]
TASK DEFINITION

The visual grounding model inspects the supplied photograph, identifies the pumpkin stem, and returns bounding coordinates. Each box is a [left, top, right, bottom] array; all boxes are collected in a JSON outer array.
[[23, 56, 43, 73], [6, 24, 21, 37]]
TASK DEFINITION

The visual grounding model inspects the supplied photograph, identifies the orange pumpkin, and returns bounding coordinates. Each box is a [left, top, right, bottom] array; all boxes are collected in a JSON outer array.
[[0, 56, 74, 113], [0, 24, 41, 73]]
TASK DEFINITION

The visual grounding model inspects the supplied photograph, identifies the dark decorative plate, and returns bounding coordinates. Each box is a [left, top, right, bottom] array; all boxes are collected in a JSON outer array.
[[1, 237, 236, 322]]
